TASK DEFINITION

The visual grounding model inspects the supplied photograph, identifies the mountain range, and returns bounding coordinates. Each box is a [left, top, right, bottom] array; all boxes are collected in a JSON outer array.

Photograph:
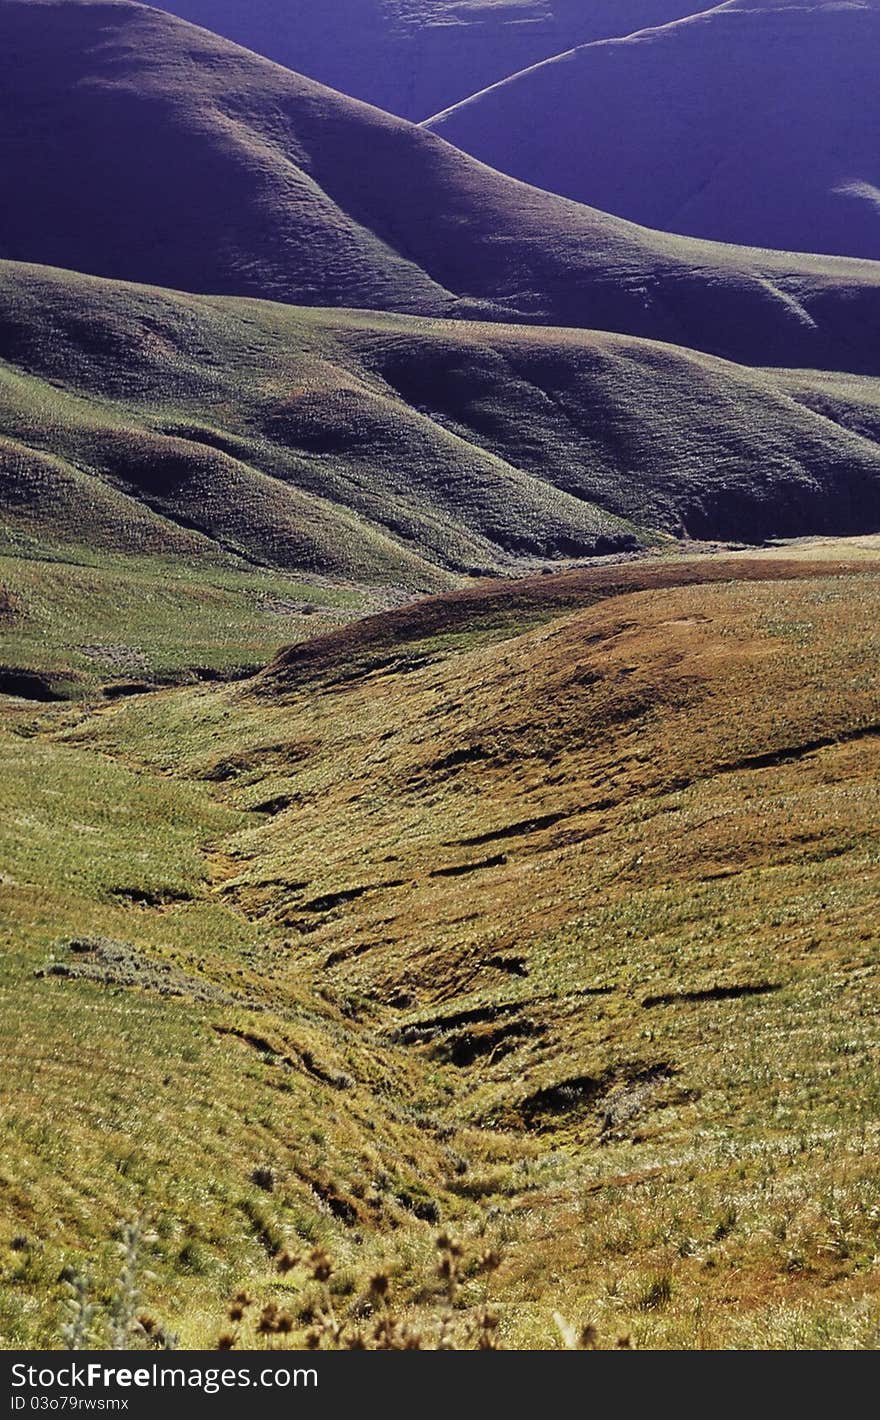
[[3, 0, 880, 383]]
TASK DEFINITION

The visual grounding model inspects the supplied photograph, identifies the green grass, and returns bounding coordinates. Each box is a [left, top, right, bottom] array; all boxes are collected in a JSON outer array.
[[0, 540, 370, 694], [4, 260, 880, 596], [0, 717, 461, 1347]]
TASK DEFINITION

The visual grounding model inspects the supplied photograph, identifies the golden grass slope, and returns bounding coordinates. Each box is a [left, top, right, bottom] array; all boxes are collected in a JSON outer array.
[[3, 554, 873, 1346]]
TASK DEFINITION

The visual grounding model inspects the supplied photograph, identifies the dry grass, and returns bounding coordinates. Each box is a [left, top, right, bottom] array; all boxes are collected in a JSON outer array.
[[2, 554, 880, 1348]]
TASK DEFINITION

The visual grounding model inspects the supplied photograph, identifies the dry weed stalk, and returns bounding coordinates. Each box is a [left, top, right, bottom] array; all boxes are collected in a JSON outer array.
[[214, 1234, 521, 1351]]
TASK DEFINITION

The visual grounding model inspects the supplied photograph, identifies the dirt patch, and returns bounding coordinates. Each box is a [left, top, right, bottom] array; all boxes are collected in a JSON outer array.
[[322, 651, 435, 692], [77, 643, 150, 674], [299, 880, 408, 914], [667, 724, 880, 798], [102, 681, 159, 699], [323, 937, 392, 969]]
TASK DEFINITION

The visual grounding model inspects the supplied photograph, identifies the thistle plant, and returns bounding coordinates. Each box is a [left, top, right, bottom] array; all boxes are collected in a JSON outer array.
[[214, 1234, 513, 1351], [58, 1219, 176, 1350], [109, 1220, 143, 1349]]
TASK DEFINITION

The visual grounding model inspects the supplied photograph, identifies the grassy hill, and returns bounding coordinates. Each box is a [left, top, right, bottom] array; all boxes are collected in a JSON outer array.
[[425, 3, 880, 260], [156, 0, 702, 121], [5, 2, 880, 370], [5, 260, 880, 633], [3, 552, 879, 1347]]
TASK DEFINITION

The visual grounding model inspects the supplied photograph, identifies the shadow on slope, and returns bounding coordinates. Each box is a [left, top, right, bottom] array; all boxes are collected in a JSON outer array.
[[157, 0, 703, 121], [425, 3, 880, 260], [4, 2, 880, 369], [4, 262, 880, 588]]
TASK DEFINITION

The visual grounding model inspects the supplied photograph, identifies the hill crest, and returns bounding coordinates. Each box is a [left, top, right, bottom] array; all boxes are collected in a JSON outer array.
[[4, 0, 880, 373]]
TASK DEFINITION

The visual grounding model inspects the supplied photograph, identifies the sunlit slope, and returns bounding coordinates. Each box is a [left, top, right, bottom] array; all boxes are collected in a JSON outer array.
[[50, 554, 880, 1347], [232, 560, 880, 1017], [4, 263, 880, 591], [5, 3, 880, 369], [426, 4, 880, 259], [0, 699, 463, 1347], [0, 548, 376, 700]]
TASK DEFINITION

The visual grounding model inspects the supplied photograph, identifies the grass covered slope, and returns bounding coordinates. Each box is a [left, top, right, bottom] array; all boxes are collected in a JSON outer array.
[[0, 546, 375, 699], [4, 261, 880, 599], [242, 558, 880, 1008], [6, 3, 880, 370], [0, 262, 640, 583], [0, 699, 462, 1348], [426, 3, 880, 260], [156, 0, 702, 121], [4, 554, 878, 1348]]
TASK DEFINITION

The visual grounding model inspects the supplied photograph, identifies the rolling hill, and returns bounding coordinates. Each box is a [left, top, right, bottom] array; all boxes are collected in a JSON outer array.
[[3, 0, 880, 1361], [5, 1, 880, 371], [5, 261, 880, 602], [425, 2, 880, 260], [155, 0, 702, 121], [4, 0, 880, 1364], [4, 553, 879, 1346]]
